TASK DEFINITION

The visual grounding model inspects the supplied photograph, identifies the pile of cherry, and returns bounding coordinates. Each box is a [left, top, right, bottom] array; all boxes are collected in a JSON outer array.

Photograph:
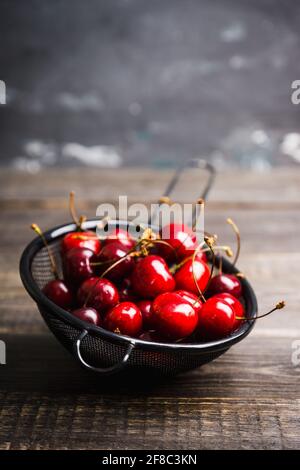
[[34, 225, 244, 344], [33, 197, 284, 344]]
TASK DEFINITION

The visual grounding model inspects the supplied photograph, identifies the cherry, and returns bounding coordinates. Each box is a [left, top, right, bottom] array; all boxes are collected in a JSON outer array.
[[136, 300, 154, 329], [97, 241, 134, 282], [174, 258, 210, 296], [131, 255, 175, 299], [43, 279, 73, 309], [159, 223, 197, 260], [31, 223, 73, 310], [197, 296, 235, 340], [207, 273, 242, 298], [63, 247, 95, 286], [104, 228, 135, 250], [77, 277, 119, 313], [72, 307, 102, 326], [104, 302, 142, 337], [152, 292, 198, 340], [118, 278, 136, 302], [215, 292, 245, 331], [62, 231, 101, 256], [175, 289, 202, 316]]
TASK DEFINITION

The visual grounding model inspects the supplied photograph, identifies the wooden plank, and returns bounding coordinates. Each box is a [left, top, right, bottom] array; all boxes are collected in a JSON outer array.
[[0, 334, 299, 450], [0, 168, 300, 204], [0, 395, 299, 450], [1, 206, 300, 254]]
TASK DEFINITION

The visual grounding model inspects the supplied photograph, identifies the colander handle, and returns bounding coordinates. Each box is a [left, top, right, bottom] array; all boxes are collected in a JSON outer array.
[[162, 158, 215, 201], [150, 158, 216, 225], [75, 329, 135, 375]]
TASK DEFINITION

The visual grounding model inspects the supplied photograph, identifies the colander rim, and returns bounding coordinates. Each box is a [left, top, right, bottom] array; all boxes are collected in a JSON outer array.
[[20, 218, 257, 353]]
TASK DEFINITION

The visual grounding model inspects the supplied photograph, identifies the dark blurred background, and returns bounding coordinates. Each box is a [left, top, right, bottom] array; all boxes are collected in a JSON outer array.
[[0, 0, 300, 172]]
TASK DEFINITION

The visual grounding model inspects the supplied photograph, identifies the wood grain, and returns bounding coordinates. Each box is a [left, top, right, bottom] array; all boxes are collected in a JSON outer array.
[[0, 168, 299, 450]]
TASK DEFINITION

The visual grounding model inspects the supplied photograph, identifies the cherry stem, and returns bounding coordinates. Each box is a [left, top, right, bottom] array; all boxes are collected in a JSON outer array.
[[31, 223, 58, 279], [219, 255, 223, 274], [158, 196, 172, 205], [202, 235, 216, 295], [201, 245, 233, 257], [227, 218, 240, 266], [235, 301, 286, 321], [192, 198, 205, 232], [191, 241, 209, 303], [69, 191, 85, 230]]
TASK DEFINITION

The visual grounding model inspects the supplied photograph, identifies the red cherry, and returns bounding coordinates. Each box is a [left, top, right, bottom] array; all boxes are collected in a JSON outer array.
[[104, 228, 135, 250], [97, 241, 134, 282], [131, 255, 175, 299], [62, 231, 101, 255], [136, 300, 154, 329], [174, 258, 210, 296], [104, 302, 142, 337], [43, 279, 73, 309], [215, 292, 245, 331], [159, 223, 198, 260], [77, 277, 119, 313], [63, 247, 94, 286], [118, 278, 136, 302], [152, 292, 198, 340], [207, 273, 242, 298], [175, 289, 202, 315], [197, 296, 235, 340], [72, 307, 102, 326]]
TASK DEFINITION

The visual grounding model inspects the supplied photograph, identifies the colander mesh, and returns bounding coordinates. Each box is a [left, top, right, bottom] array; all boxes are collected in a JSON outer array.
[[31, 237, 228, 375]]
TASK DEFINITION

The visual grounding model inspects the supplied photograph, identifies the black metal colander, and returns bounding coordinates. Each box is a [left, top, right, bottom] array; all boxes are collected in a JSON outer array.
[[19, 160, 257, 376]]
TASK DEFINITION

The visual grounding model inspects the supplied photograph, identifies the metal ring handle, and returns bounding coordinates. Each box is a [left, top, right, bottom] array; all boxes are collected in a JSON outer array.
[[150, 158, 216, 225], [75, 329, 135, 375], [163, 158, 216, 201]]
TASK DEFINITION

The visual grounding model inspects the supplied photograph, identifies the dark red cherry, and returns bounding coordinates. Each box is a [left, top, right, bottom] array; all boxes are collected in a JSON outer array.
[[104, 228, 135, 250], [63, 247, 94, 286], [77, 276, 119, 313], [118, 278, 136, 302], [72, 307, 102, 326], [174, 258, 210, 296], [136, 300, 154, 329], [131, 255, 175, 299], [197, 296, 235, 340], [62, 231, 101, 255], [175, 289, 202, 316], [104, 302, 142, 337], [159, 223, 198, 260], [215, 292, 245, 331], [207, 273, 242, 298], [152, 292, 198, 341], [43, 279, 73, 309], [97, 241, 134, 282]]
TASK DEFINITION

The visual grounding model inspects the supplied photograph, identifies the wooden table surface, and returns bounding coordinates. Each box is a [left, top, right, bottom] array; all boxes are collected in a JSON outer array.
[[0, 167, 299, 450]]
